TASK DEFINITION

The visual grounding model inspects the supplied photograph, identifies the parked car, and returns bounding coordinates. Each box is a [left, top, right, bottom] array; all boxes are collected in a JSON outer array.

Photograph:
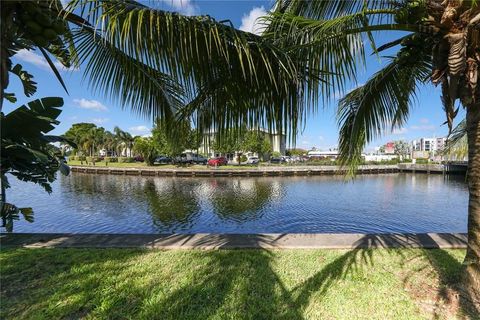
[[270, 157, 285, 164], [246, 156, 259, 165], [191, 153, 208, 164], [155, 156, 172, 164], [173, 153, 191, 164], [208, 157, 228, 166]]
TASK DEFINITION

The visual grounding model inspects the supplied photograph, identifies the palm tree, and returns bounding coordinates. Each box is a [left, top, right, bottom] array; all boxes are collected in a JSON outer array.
[[266, 0, 479, 306], [1, 0, 315, 129]]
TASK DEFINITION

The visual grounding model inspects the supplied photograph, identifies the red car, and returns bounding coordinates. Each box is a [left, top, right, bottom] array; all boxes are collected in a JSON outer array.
[[208, 157, 228, 166]]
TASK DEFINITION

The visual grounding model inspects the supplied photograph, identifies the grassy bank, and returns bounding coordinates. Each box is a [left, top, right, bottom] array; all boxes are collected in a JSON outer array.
[[1, 248, 477, 319]]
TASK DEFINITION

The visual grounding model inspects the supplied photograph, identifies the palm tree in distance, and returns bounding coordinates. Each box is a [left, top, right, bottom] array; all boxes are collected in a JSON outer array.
[[114, 126, 134, 157], [266, 0, 479, 306]]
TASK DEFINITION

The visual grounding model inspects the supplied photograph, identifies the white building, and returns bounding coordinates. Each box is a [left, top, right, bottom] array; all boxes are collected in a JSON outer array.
[[199, 129, 286, 159], [411, 137, 446, 153], [307, 150, 339, 159]]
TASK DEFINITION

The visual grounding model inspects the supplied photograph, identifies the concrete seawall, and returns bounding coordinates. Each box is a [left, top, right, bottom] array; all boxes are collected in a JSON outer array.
[[69, 165, 399, 177], [69, 163, 467, 177]]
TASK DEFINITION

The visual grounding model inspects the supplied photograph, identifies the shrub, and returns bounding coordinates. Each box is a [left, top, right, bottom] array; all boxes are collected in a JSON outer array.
[[416, 158, 429, 164], [118, 157, 134, 163], [86, 156, 101, 162], [104, 157, 118, 163], [76, 156, 86, 161], [240, 155, 248, 163]]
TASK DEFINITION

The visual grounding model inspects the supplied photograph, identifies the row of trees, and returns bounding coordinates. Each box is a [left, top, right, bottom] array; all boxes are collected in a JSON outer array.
[[133, 122, 274, 165], [63, 121, 275, 165], [211, 130, 272, 158], [63, 123, 135, 157]]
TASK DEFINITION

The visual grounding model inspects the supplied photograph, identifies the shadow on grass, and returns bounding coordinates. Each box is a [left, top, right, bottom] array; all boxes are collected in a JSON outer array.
[[1, 235, 477, 319], [352, 234, 479, 318]]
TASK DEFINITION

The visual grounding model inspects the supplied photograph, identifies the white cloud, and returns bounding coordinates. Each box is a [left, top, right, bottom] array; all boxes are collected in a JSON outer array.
[[162, 0, 197, 15], [411, 124, 436, 131], [15, 49, 76, 72], [91, 118, 109, 125], [392, 127, 408, 135], [318, 135, 325, 141], [239, 6, 267, 35], [420, 118, 430, 124], [73, 98, 108, 112], [129, 125, 150, 134]]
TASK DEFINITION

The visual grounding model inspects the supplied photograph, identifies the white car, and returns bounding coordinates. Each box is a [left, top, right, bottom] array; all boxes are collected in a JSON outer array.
[[246, 156, 260, 164]]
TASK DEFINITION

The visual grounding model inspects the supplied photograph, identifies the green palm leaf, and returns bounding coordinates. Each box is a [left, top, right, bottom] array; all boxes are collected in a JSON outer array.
[[337, 44, 432, 171]]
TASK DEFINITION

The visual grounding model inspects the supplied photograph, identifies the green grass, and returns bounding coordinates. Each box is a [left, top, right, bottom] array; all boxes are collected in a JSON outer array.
[[1, 248, 476, 319]]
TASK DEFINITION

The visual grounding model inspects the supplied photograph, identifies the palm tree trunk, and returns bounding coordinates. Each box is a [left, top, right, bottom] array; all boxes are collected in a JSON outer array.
[[464, 104, 480, 306]]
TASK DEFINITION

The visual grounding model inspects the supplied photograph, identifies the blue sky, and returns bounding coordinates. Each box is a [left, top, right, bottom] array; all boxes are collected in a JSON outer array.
[[4, 0, 464, 151]]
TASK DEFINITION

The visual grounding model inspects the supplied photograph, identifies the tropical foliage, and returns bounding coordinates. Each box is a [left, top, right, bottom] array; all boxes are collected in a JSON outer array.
[[0, 97, 74, 231], [393, 140, 411, 160], [211, 128, 272, 158], [151, 120, 201, 157], [241, 131, 273, 157], [1, 0, 316, 141], [266, 0, 480, 305], [132, 137, 157, 165], [63, 123, 137, 157]]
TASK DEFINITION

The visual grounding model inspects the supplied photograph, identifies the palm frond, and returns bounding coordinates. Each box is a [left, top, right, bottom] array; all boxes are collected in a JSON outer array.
[[63, 0, 315, 141], [72, 26, 185, 120], [263, 8, 420, 103], [275, 0, 396, 23], [443, 119, 467, 155], [337, 43, 432, 172]]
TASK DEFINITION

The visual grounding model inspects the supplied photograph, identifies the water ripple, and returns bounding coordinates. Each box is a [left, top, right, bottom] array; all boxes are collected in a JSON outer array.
[[4, 173, 468, 234]]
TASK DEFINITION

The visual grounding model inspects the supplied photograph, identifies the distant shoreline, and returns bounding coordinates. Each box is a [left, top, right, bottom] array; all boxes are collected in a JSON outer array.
[[67, 163, 465, 177]]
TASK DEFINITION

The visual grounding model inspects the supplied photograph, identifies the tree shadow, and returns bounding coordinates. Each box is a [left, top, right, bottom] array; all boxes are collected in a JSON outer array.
[[1, 234, 477, 319], [350, 233, 478, 319]]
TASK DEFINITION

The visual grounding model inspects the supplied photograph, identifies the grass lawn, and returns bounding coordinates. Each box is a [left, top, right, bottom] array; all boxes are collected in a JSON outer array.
[[1, 248, 477, 319]]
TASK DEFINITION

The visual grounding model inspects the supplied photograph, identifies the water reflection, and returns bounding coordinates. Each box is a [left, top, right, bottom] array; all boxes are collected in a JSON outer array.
[[208, 179, 276, 221], [138, 180, 200, 231], [3, 173, 469, 234]]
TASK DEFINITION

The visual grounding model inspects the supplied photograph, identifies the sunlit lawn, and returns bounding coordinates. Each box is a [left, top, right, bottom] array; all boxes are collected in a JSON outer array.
[[1, 248, 477, 319]]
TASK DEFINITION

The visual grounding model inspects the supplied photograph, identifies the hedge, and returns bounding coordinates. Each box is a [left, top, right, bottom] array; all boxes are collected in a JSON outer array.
[[118, 157, 134, 163]]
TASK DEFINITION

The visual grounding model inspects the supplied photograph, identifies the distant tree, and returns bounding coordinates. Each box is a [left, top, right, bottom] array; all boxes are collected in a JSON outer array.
[[114, 126, 134, 157], [212, 131, 241, 155], [241, 131, 271, 157], [152, 120, 192, 157], [394, 140, 411, 160], [186, 128, 203, 152], [64, 123, 97, 155], [133, 137, 157, 165], [286, 148, 307, 156]]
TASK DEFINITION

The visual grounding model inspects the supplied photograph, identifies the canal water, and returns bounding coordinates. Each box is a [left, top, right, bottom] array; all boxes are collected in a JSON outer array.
[[4, 173, 468, 234]]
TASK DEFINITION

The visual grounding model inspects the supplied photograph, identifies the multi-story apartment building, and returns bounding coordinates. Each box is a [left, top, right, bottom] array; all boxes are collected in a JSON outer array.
[[411, 137, 446, 153]]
